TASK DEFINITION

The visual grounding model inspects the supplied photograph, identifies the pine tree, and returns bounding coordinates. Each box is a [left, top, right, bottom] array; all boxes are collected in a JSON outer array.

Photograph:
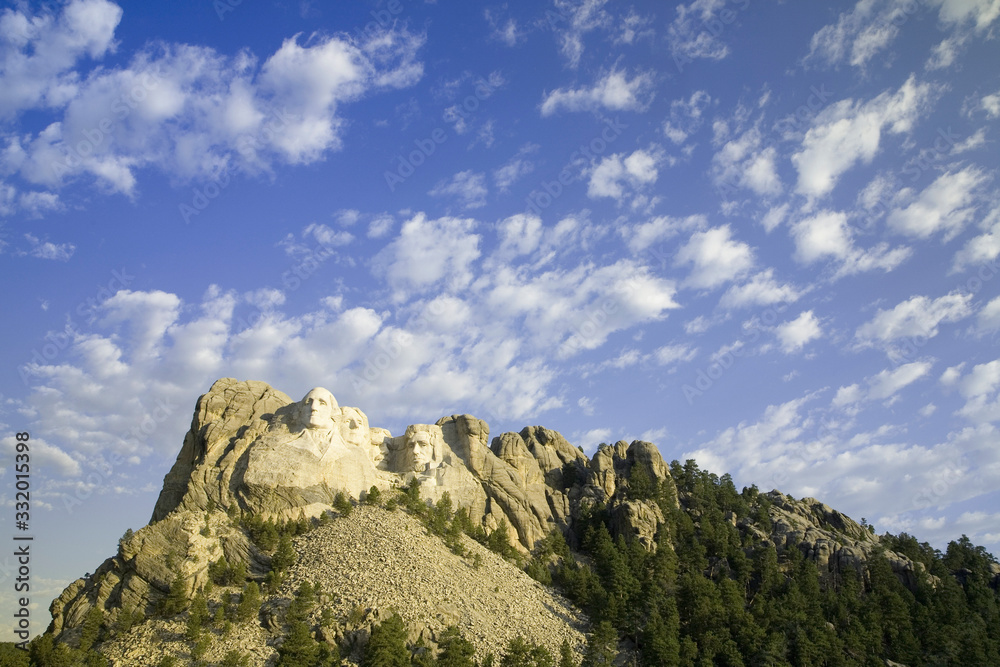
[[581, 621, 616, 667], [277, 618, 320, 667], [235, 581, 262, 622], [558, 639, 578, 667], [77, 606, 104, 652], [362, 612, 409, 667], [437, 626, 476, 667]]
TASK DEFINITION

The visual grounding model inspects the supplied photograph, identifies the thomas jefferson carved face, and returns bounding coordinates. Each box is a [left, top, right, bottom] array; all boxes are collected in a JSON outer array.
[[339, 406, 370, 447], [299, 388, 337, 430]]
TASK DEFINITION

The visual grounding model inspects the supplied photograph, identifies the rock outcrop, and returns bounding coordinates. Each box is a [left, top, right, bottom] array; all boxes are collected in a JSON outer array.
[[49, 379, 680, 643]]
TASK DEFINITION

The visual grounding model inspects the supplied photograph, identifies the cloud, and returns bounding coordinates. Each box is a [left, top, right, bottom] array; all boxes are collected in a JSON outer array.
[[951, 206, 1000, 272], [663, 90, 713, 145], [622, 213, 707, 253], [540, 68, 653, 116], [804, 0, 907, 69], [496, 213, 543, 257], [855, 292, 973, 346], [711, 125, 782, 198], [976, 296, 1000, 334], [667, 0, 734, 64], [789, 209, 911, 278], [887, 167, 988, 240], [981, 90, 1000, 118], [0, 16, 425, 214], [428, 170, 488, 209], [551, 0, 611, 68], [834, 361, 934, 407], [654, 344, 698, 366], [0, 0, 123, 118], [492, 143, 538, 192], [23, 233, 75, 261], [675, 225, 755, 290], [954, 359, 1000, 422], [775, 310, 822, 353], [929, 0, 1000, 31], [372, 213, 481, 301], [867, 362, 934, 400], [791, 75, 936, 199], [718, 269, 803, 309], [587, 148, 660, 202]]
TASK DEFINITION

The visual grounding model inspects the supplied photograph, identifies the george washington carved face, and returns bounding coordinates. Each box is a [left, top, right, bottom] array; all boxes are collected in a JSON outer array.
[[298, 387, 338, 430]]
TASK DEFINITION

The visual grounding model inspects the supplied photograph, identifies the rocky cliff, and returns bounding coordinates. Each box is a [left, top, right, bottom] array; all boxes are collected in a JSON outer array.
[[45, 377, 952, 664]]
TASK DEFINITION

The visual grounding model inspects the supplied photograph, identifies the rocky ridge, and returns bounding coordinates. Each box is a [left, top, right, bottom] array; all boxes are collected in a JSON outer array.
[[45, 377, 950, 662]]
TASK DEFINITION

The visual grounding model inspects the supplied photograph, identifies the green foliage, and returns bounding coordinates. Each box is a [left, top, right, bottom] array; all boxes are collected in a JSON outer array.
[[156, 657, 178, 667], [191, 635, 210, 661], [361, 612, 409, 667], [546, 456, 1000, 667], [366, 485, 383, 505], [0, 643, 29, 666], [333, 491, 353, 517], [276, 618, 320, 667], [159, 571, 189, 616], [580, 621, 616, 667], [271, 533, 297, 572], [185, 591, 209, 641], [234, 581, 262, 623], [437, 625, 476, 667], [558, 639, 578, 667], [77, 605, 105, 652], [221, 649, 250, 667], [499, 637, 555, 667]]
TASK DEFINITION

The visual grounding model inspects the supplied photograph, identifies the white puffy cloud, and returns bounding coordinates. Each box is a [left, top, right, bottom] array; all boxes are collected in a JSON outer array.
[[587, 148, 660, 202], [719, 269, 803, 309], [540, 68, 653, 116], [675, 225, 754, 290], [496, 213, 543, 257], [622, 213, 706, 253], [373, 214, 481, 301], [976, 296, 1000, 334], [981, 90, 1000, 118], [712, 126, 782, 197], [887, 167, 988, 239], [775, 310, 823, 353], [954, 359, 1000, 422], [0, 16, 425, 213], [428, 170, 488, 209], [929, 0, 1000, 31], [951, 206, 1000, 272], [855, 292, 973, 345], [0, 0, 123, 118], [23, 233, 75, 261], [792, 76, 936, 199], [790, 209, 911, 278], [868, 362, 934, 400]]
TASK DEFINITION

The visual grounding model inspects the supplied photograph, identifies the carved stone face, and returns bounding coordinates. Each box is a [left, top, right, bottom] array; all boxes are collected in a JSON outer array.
[[405, 431, 434, 471], [339, 406, 370, 447], [299, 388, 337, 430]]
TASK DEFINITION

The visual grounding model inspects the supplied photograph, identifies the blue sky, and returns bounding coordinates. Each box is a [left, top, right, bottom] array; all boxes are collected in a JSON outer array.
[[2, 0, 1000, 638]]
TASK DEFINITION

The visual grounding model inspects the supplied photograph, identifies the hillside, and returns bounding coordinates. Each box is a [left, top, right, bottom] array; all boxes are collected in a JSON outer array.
[[21, 378, 1000, 666]]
